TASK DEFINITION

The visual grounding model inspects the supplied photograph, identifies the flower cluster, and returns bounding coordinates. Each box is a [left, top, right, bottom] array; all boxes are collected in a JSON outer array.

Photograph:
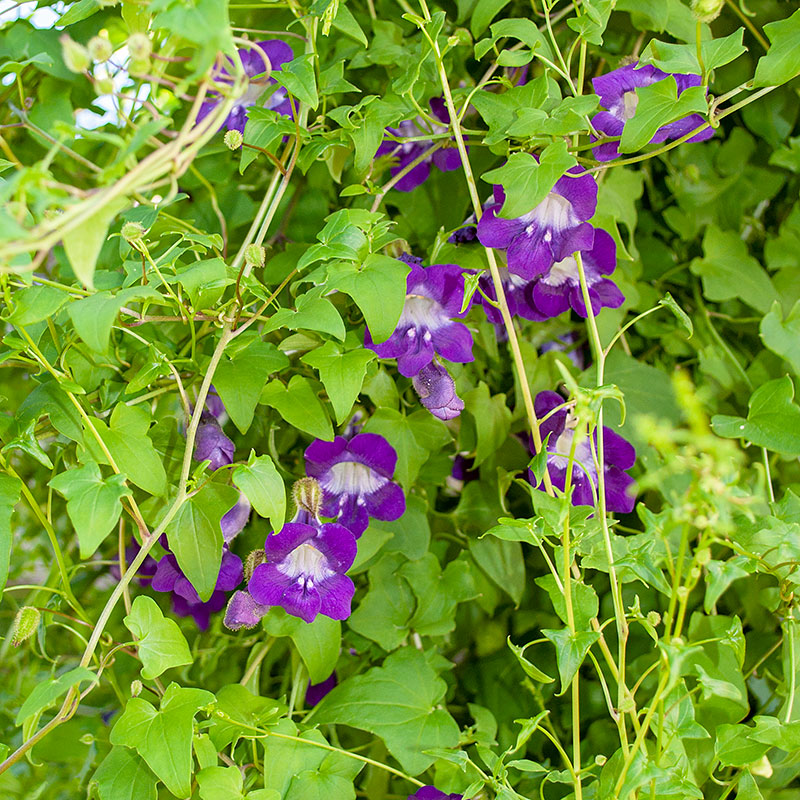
[[365, 254, 473, 420]]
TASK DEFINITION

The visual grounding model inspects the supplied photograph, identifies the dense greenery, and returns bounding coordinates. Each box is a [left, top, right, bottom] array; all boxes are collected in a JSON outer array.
[[2, 0, 800, 798]]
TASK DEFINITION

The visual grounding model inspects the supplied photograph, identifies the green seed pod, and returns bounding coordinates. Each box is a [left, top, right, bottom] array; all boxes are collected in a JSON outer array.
[[11, 606, 40, 647], [245, 549, 267, 582], [244, 244, 266, 269], [647, 610, 661, 627], [292, 477, 322, 517], [224, 129, 243, 151], [130, 679, 143, 697], [88, 35, 113, 63], [121, 221, 146, 244], [695, 547, 712, 566], [691, 0, 724, 23], [60, 35, 91, 74], [127, 33, 152, 62]]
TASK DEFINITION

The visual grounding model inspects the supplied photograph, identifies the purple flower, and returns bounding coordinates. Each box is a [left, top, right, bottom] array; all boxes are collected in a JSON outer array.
[[476, 172, 598, 281], [591, 62, 713, 162], [110, 541, 158, 585], [365, 258, 474, 377], [540, 332, 586, 370], [531, 391, 636, 513], [221, 492, 251, 543], [477, 268, 545, 325], [375, 98, 461, 192], [204, 385, 226, 420], [198, 40, 293, 133], [194, 418, 234, 470], [223, 589, 270, 630], [408, 788, 463, 800], [248, 520, 357, 624], [532, 228, 624, 318], [306, 672, 338, 706], [152, 548, 244, 630], [412, 362, 464, 421], [304, 433, 405, 537]]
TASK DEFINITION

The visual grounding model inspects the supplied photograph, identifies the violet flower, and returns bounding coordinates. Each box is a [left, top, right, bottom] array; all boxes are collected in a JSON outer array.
[[365, 256, 474, 377], [412, 362, 464, 421], [110, 541, 158, 585], [477, 171, 598, 281], [204, 385, 226, 420], [408, 788, 463, 800], [532, 228, 624, 318], [540, 332, 586, 370], [591, 62, 713, 162], [198, 40, 293, 133], [531, 391, 636, 513], [375, 98, 461, 192], [304, 433, 405, 537], [477, 268, 545, 325], [151, 548, 244, 630], [221, 492, 251, 543], [224, 589, 270, 630], [194, 417, 234, 470], [306, 672, 338, 706]]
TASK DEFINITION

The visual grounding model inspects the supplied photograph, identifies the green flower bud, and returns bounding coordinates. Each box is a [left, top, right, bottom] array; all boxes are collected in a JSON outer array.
[[11, 606, 40, 647], [244, 244, 265, 269], [127, 33, 152, 62], [121, 221, 146, 244], [88, 35, 113, 63], [691, 0, 724, 23], [292, 477, 322, 518], [647, 610, 661, 628], [60, 35, 91, 74], [224, 129, 243, 150], [695, 547, 712, 566], [245, 549, 267, 582], [130, 679, 143, 697], [595, 755, 607, 766]]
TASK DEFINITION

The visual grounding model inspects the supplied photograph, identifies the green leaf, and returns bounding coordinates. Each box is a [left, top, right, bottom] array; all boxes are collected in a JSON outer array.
[[535, 574, 599, 632], [482, 142, 577, 219], [58, 0, 101, 25], [463, 382, 511, 466], [470, 0, 511, 37], [123, 596, 193, 680], [704, 557, 753, 612], [307, 648, 460, 774], [507, 638, 555, 683], [261, 376, 334, 441], [362, 409, 428, 489], [232, 451, 285, 532], [659, 292, 693, 338], [326, 254, 410, 344], [263, 287, 346, 341], [760, 299, 800, 375], [482, 517, 544, 547], [274, 54, 318, 109], [166, 482, 238, 601], [0, 473, 22, 592], [263, 608, 341, 683], [62, 198, 127, 289], [91, 747, 157, 800], [49, 462, 131, 558], [177, 257, 230, 311], [541, 628, 600, 694], [690, 226, 778, 314], [16, 667, 96, 725], [85, 403, 167, 496], [110, 683, 215, 798], [639, 29, 747, 74], [470, 536, 525, 605], [5, 285, 70, 325], [712, 376, 800, 455], [620, 76, 707, 153], [754, 9, 800, 88], [566, 0, 613, 45], [2, 418, 53, 468], [197, 766, 245, 800], [214, 338, 288, 434], [301, 342, 376, 424], [209, 684, 286, 750], [715, 723, 771, 767]]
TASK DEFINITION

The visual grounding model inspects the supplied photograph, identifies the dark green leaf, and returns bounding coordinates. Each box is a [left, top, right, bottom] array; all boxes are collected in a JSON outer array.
[[261, 376, 334, 441], [232, 451, 285, 532], [91, 747, 157, 800], [541, 628, 600, 694], [754, 9, 800, 88], [0, 473, 22, 592]]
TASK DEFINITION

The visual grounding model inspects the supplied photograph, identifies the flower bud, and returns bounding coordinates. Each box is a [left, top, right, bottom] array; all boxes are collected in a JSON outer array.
[[60, 35, 91, 74], [88, 35, 113, 63], [130, 679, 143, 697], [224, 129, 243, 150], [244, 549, 267, 582], [647, 610, 661, 628], [244, 244, 265, 269], [292, 477, 322, 517], [594, 755, 607, 766], [121, 221, 146, 244], [127, 33, 152, 62], [695, 547, 711, 566], [691, 0, 724, 23], [10, 606, 40, 646]]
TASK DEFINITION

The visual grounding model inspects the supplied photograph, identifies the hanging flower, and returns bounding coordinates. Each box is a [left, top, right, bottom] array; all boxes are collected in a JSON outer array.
[[476, 268, 545, 325], [531, 391, 636, 513], [304, 433, 405, 537], [408, 788, 463, 800], [375, 98, 461, 192], [365, 256, 474, 377], [532, 228, 624, 318], [248, 517, 357, 624], [412, 361, 464, 421], [591, 62, 713, 162], [221, 492, 251, 543], [198, 40, 294, 133], [223, 589, 270, 630], [151, 548, 243, 630], [194, 417, 235, 471], [476, 172, 598, 281]]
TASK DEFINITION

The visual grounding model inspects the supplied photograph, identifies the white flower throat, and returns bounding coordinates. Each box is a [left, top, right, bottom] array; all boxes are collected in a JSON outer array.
[[524, 191, 576, 232], [324, 461, 387, 495], [401, 294, 450, 332], [278, 543, 335, 586]]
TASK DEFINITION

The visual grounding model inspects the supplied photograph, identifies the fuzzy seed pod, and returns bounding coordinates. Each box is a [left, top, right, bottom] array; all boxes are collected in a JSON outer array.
[[60, 35, 91, 73], [11, 606, 40, 647]]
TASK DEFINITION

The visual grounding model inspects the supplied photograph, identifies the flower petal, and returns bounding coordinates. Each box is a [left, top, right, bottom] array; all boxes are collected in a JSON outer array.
[[317, 573, 355, 620]]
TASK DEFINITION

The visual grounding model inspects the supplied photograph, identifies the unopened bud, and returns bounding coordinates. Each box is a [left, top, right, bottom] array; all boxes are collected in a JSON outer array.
[[60, 35, 91, 73], [127, 33, 152, 62], [647, 610, 661, 627], [121, 221, 146, 243], [292, 477, 322, 517], [88, 35, 113, 63], [245, 549, 267, 582], [130, 679, 143, 697], [691, 0, 724, 23], [224, 129, 243, 150], [244, 244, 265, 269], [11, 606, 40, 646], [594, 755, 607, 766], [695, 547, 711, 566]]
